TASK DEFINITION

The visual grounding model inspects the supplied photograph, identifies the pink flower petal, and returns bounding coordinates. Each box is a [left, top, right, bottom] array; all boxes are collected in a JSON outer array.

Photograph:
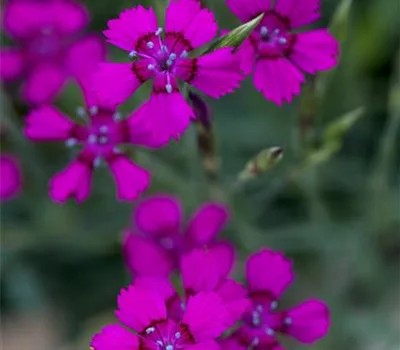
[[136, 92, 194, 144], [275, 0, 320, 28], [104, 6, 158, 52], [246, 248, 294, 298], [210, 242, 236, 277], [49, 153, 94, 203], [185, 341, 221, 350], [290, 29, 339, 74], [66, 35, 106, 108], [216, 279, 250, 325], [0, 154, 22, 201], [91, 324, 139, 350], [133, 276, 176, 301], [123, 231, 175, 277], [51, 0, 90, 35], [284, 299, 330, 343], [107, 154, 150, 201], [93, 63, 143, 109], [181, 248, 229, 293], [176, 48, 243, 98], [0, 48, 24, 81], [134, 195, 182, 236], [116, 285, 167, 332], [253, 57, 305, 105], [183, 292, 229, 342], [236, 38, 256, 75], [226, 0, 271, 22], [22, 64, 66, 105], [186, 202, 230, 244], [166, 0, 217, 49], [24, 106, 76, 141]]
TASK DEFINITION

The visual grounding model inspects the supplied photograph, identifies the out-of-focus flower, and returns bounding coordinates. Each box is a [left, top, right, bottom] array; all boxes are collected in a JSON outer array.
[[123, 195, 235, 277], [221, 248, 330, 349], [226, 0, 339, 105], [23, 48, 164, 203], [94, 0, 243, 144], [90, 283, 231, 350], [0, 0, 103, 105], [0, 154, 22, 201]]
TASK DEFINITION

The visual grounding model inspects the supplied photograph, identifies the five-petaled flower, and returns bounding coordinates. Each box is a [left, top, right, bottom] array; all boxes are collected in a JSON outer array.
[[123, 195, 235, 277], [23, 75, 163, 203], [1, 0, 104, 105], [94, 0, 244, 144], [226, 0, 339, 105], [220, 248, 330, 349], [91, 283, 234, 350]]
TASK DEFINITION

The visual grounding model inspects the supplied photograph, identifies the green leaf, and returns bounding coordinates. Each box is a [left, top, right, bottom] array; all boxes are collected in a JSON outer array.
[[329, 0, 353, 43], [206, 13, 264, 53]]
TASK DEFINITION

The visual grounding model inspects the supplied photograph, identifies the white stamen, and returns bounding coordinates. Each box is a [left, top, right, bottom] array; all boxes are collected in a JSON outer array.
[[252, 312, 261, 326], [89, 106, 99, 116], [175, 332, 181, 339], [260, 26, 268, 36], [88, 134, 97, 144], [270, 301, 278, 310], [284, 317, 292, 325], [147, 63, 155, 70], [278, 37, 287, 45], [166, 345, 173, 350], [266, 328, 275, 336], [251, 337, 260, 346], [169, 53, 177, 60], [76, 106, 86, 118], [165, 84, 173, 93], [147, 41, 154, 49], [145, 327, 155, 334], [156, 340, 163, 346], [166, 59, 173, 67], [180, 50, 188, 58], [161, 45, 168, 53], [113, 146, 122, 154], [113, 112, 122, 121], [129, 50, 137, 59], [65, 138, 77, 148], [256, 305, 264, 312], [180, 302, 186, 310], [99, 125, 108, 133], [155, 27, 163, 36], [94, 157, 102, 167]]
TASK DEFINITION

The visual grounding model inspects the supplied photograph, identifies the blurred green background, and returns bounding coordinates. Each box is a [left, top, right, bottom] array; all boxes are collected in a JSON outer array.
[[1, 0, 399, 349]]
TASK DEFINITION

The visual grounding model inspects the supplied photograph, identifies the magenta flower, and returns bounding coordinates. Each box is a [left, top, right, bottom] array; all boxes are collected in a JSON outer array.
[[95, 0, 243, 143], [0, 154, 22, 201], [23, 70, 163, 203], [91, 284, 232, 350], [221, 248, 330, 349], [226, 0, 339, 105], [0, 0, 103, 105], [123, 195, 235, 277]]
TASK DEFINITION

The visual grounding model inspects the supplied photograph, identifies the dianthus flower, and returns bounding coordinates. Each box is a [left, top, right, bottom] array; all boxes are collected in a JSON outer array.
[[226, 0, 339, 105], [220, 248, 330, 349], [0, 0, 103, 105], [91, 284, 233, 350], [0, 154, 22, 201], [123, 195, 235, 277], [95, 0, 243, 143], [23, 71, 162, 203]]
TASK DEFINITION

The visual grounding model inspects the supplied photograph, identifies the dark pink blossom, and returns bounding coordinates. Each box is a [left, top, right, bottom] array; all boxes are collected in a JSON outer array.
[[0, 154, 22, 201], [226, 0, 339, 105], [221, 248, 330, 349], [123, 195, 235, 277], [23, 67, 163, 203], [95, 0, 243, 143], [91, 283, 231, 350], [0, 0, 103, 105]]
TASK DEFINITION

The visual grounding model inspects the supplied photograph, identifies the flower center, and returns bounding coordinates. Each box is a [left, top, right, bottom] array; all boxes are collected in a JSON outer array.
[[142, 321, 192, 350], [28, 26, 62, 59], [252, 12, 293, 58]]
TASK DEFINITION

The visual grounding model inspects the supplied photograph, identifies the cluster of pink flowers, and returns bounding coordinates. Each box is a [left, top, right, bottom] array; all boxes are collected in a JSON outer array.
[[92, 195, 330, 349], [1, 0, 339, 203], [1, 0, 337, 348]]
